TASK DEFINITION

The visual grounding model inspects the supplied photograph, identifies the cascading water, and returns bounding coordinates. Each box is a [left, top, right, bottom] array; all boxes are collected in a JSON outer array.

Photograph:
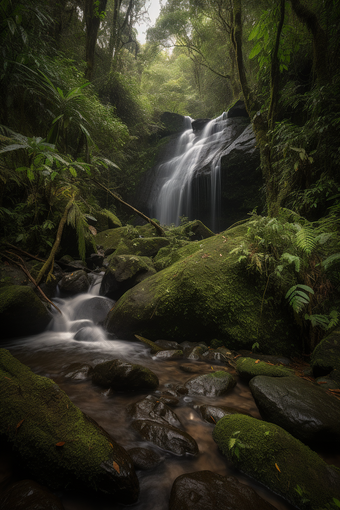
[[151, 114, 227, 232]]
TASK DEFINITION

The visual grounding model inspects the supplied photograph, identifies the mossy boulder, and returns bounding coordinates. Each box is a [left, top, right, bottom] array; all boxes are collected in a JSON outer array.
[[94, 227, 129, 252], [91, 359, 159, 391], [213, 414, 340, 510], [177, 371, 236, 397], [0, 349, 139, 504], [310, 327, 340, 385], [173, 219, 214, 241], [249, 375, 340, 446], [100, 255, 156, 299], [112, 236, 170, 258], [58, 270, 90, 295], [91, 210, 122, 232], [105, 224, 299, 355], [236, 357, 294, 382], [0, 286, 52, 340]]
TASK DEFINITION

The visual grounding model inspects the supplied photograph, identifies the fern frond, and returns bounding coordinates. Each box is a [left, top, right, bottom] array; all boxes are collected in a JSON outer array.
[[295, 226, 317, 256], [285, 284, 314, 313], [322, 253, 340, 271], [280, 252, 301, 273]]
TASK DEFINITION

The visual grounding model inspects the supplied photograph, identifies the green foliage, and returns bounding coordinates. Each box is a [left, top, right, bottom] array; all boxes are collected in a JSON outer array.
[[285, 284, 314, 313]]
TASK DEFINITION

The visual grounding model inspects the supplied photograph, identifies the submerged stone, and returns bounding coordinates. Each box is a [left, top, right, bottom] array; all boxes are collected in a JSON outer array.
[[127, 394, 183, 429], [128, 447, 163, 471], [91, 359, 159, 391], [132, 420, 198, 456], [177, 370, 236, 397], [0, 349, 139, 504], [169, 471, 277, 510], [213, 414, 340, 510]]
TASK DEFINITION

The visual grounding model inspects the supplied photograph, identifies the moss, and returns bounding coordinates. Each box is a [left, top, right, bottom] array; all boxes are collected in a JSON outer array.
[[310, 328, 340, 382], [236, 357, 294, 382], [0, 286, 51, 338], [0, 350, 139, 502], [106, 223, 299, 355], [112, 237, 170, 258], [213, 414, 340, 510], [94, 227, 129, 251]]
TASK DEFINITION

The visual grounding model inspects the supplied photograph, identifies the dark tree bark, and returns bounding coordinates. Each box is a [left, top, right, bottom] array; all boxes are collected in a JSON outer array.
[[84, 0, 108, 81]]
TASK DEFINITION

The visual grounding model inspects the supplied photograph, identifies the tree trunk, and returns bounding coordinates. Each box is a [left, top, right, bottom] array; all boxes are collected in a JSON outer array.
[[289, 0, 329, 85], [84, 0, 108, 81]]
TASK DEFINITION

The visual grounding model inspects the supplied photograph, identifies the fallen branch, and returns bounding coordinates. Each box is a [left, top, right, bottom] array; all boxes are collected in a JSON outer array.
[[1, 242, 46, 262], [1, 252, 62, 314], [91, 179, 166, 237]]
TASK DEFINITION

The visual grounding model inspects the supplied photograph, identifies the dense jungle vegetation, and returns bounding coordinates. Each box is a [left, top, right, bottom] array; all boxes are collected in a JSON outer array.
[[0, 0, 340, 348]]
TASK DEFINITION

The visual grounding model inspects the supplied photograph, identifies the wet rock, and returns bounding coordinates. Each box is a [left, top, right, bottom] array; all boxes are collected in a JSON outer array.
[[185, 345, 208, 360], [74, 326, 102, 342], [177, 371, 236, 397], [0, 479, 65, 510], [100, 255, 156, 300], [249, 375, 340, 446], [0, 349, 139, 504], [73, 296, 114, 324], [91, 359, 159, 392], [193, 404, 249, 424], [226, 99, 249, 119], [213, 414, 340, 510], [86, 253, 104, 269], [179, 363, 207, 374], [237, 350, 291, 366], [311, 327, 340, 386], [127, 395, 183, 429], [154, 340, 181, 350], [128, 447, 163, 471], [132, 420, 198, 456], [63, 362, 93, 379], [236, 357, 294, 382], [160, 111, 186, 136], [0, 285, 52, 340], [159, 395, 180, 406], [154, 349, 183, 360], [169, 471, 277, 510], [58, 270, 90, 295]]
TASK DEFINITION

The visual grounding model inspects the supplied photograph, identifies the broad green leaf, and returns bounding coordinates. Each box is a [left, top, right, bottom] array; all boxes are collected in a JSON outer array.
[[249, 41, 263, 60], [69, 166, 77, 177]]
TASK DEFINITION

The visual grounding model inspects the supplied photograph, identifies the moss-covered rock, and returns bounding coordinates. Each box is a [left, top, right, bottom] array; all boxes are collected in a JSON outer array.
[[213, 414, 340, 510], [236, 357, 294, 382], [91, 359, 159, 391], [311, 327, 340, 385], [94, 227, 129, 252], [0, 286, 52, 340], [0, 349, 139, 503], [105, 224, 299, 355], [91, 209, 122, 232], [58, 270, 90, 295], [112, 236, 170, 258], [177, 371, 236, 397]]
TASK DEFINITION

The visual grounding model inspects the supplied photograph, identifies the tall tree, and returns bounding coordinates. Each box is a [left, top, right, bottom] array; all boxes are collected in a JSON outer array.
[[84, 0, 108, 80]]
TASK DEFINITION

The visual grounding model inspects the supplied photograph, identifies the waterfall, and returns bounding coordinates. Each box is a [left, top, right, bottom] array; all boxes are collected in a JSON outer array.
[[150, 113, 228, 232]]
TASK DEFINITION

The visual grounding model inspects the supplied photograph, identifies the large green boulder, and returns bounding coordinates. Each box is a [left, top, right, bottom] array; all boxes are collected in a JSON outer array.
[[0, 350, 139, 504], [213, 414, 340, 510], [105, 224, 298, 355], [236, 357, 294, 382], [0, 286, 52, 340]]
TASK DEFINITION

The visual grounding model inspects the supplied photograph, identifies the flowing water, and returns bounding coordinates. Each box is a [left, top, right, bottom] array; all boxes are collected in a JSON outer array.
[[150, 115, 227, 232], [1, 276, 338, 510]]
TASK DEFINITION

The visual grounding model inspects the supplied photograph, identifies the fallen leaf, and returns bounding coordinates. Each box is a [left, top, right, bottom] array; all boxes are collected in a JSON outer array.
[[210, 415, 216, 423], [317, 381, 327, 384], [113, 461, 120, 473], [234, 355, 241, 359], [4, 376, 11, 380], [275, 463, 281, 472], [109, 443, 113, 448], [16, 419, 24, 429], [211, 366, 214, 371], [255, 359, 260, 364], [56, 441, 65, 447]]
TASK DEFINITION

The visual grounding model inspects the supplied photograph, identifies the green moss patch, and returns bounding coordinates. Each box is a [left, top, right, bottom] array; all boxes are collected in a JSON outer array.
[[236, 357, 294, 382]]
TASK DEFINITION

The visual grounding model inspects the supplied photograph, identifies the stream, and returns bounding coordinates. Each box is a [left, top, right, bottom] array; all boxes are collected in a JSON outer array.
[[1, 274, 338, 510]]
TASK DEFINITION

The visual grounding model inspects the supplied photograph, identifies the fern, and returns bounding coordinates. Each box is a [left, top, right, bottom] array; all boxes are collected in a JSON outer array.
[[67, 202, 91, 261], [285, 284, 314, 313], [280, 253, 301, 272], [295, 226, 317, 256], [322, 253, 340, 271]]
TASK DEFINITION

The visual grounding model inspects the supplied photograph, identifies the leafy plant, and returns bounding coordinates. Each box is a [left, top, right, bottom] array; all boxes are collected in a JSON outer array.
[[285, 284, 314, 313]]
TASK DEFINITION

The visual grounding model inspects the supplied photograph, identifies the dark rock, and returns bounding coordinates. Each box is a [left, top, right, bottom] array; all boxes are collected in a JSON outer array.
[[191, 118, 212, 132], [127, 395, 183, 429], [160, 112, 186, 136], [193, 404, 250, 424], [74, 327, 102, 342], [73, 296, 114, 324], [178, 371, 236, 397], [0, 479, 65, 510], [58, 270, 90, 295], [185, 345, 208, 360], [0, 286, 52, 340], [249, 375, 340, 445], [131, 420, 198, 456], [128, 447, 163, 471], [154, 340, 181, 350], [311, 327, 340, 385], [154, 349, 183, 360], [91, 359, 159, 392], [159, 395, 179, 406], [226, 99, 249, 119], [63, 362, 93, 379], [0, 349, 139, 504], [86, 253, 104, 269], [169, 471, 277, 510], [179, 363, 207, 374], [213, 414, 340, 510]]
